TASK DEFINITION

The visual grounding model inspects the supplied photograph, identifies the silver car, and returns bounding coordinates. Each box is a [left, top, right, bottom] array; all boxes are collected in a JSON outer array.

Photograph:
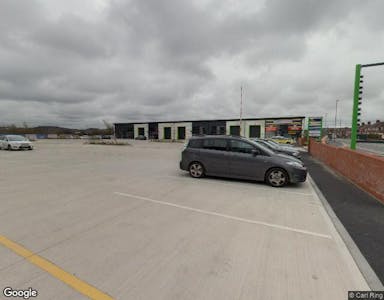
[[180, 135, 306, 187], [0, 135, 34, 150]]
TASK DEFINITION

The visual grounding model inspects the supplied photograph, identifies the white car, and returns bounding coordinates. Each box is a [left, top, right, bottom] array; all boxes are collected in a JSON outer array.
[[0, 135, 34, 150]]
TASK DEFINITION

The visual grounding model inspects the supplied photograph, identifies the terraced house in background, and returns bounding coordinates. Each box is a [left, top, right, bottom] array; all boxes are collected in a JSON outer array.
[[114, 116, 305, 140]]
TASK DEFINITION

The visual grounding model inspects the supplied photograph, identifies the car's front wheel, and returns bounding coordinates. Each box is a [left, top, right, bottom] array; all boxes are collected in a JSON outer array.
[[189, 162, 205, 178], [266, 168, 288, 187], [7, 144, 11, 150]]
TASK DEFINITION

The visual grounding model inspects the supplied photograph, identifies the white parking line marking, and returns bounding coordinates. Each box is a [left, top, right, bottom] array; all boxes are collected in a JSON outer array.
[[160, 175, 314, 196], [114, 192, 332, 239]]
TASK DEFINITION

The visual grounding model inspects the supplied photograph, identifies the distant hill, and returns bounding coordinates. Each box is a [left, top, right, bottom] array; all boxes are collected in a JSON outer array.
[[34, 126, 75, 134], [0, 125, 111, 135]]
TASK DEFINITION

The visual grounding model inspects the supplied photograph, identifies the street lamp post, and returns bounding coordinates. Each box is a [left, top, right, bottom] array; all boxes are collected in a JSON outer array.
[[239, 85, 243, 136], [334, 99, 339, 140]]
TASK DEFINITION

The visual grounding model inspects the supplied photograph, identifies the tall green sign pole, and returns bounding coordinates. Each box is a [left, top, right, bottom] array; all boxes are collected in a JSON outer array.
[[350, 62, 384, 150], [350, 64, 361, 150]]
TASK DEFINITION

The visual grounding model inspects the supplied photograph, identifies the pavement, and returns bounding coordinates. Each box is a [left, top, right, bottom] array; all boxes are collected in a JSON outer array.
[[302, 152, 384, 287], [0, 140, 371, 299]]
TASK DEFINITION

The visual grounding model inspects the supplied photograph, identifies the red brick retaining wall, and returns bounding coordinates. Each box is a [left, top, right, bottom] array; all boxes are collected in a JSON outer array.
[[309, 139, 384, 204]]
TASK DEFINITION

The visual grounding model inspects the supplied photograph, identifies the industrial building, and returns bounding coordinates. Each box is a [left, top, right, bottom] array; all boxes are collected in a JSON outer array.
[[114, 117, 305, 140]]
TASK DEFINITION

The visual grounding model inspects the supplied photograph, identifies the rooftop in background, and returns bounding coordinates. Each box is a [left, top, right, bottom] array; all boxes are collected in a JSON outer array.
[[114, 116, 305, 125], [360, 120, 384, 128]]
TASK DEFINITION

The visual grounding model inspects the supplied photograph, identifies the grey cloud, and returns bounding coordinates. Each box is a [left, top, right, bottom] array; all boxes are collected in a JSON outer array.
[[33, 15, 109, 59], [262, 0, 349, 33], [0, 0, 43, 32], [0, 0, 383, 127]]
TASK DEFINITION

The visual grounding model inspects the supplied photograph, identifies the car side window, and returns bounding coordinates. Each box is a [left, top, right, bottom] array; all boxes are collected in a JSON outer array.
[[202, 139, 227, 151], [188, 139, 203, 149], [229, 140, 254, 154]]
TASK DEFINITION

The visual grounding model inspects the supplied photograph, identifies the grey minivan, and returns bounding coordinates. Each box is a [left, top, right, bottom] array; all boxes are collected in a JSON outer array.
[[180, 135, 307, 187]]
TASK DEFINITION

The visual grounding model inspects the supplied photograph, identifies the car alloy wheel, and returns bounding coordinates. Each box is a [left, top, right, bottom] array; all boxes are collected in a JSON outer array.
[[267, 168, 288, 187], [189, 162, 204, 178]]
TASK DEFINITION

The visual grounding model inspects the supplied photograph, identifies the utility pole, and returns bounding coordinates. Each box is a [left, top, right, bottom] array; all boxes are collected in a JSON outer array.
[[239, 85, 243, 136], [334, 99, 339, 140]]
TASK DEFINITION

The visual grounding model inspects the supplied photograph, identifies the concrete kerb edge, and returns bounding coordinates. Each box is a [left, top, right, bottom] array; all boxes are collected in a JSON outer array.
[[308, 175, 384, 290]]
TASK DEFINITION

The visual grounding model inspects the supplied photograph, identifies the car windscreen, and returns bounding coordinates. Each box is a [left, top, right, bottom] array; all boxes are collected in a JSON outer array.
[[267, 139, 280, 146], [259, 140, 279, 150], [248, 140, 274, 156], [7, 135, 26, 141]]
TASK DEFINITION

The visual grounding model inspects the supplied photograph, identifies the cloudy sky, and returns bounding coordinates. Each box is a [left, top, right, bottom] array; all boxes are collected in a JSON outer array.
[[0, 0, 383, 128]]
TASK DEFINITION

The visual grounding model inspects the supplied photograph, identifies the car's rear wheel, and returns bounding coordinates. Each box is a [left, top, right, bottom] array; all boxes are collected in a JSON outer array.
[[189, 162, 205, 178], [266, 168, 288, 187]]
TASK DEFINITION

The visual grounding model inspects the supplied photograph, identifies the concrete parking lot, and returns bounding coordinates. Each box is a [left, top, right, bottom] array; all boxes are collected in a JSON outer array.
[[0, 140, 369, 299]]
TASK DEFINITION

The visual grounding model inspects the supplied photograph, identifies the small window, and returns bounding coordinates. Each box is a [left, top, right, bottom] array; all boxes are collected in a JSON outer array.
[[249, 125, 261, 138], [138, 127, 145, 136], [192, 126, 200, 135], [230, 126, 240, 136], [177, 127, 186, 140], [229, 140, 254, 154], [164, 127, 172, 139], [202, 139, 227, 151]]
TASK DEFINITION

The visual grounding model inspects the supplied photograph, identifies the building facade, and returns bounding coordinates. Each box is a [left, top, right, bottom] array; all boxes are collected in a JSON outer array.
[[359, 120, 384, 139], [114, 117, 305, 140]]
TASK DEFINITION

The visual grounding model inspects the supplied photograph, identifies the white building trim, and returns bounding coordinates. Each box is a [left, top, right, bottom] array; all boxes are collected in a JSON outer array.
[[158, 122, 193, 140], [134, 124, 149, 138], [243, 120, 265, 138], [226, 120, 265, 138], [174, 122, 192, 140], [158, 123, 175, 140]]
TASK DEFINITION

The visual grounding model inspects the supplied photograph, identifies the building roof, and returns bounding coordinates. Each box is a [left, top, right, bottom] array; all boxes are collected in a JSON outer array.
[[114, 116, 305, 125], [360, 121, 384, 129]]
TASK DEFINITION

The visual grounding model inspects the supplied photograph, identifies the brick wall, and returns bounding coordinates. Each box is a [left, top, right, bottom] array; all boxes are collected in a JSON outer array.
[[309, 139, 384, 203]]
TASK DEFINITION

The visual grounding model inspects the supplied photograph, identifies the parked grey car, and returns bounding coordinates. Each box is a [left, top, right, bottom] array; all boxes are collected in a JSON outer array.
[[135, 135, 147, 140], [180, 136, 306, 187], [252, 138, 301, 159]]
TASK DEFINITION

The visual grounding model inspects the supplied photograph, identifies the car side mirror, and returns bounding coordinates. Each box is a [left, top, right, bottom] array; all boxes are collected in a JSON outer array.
[[252, 149, 260, 156]]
